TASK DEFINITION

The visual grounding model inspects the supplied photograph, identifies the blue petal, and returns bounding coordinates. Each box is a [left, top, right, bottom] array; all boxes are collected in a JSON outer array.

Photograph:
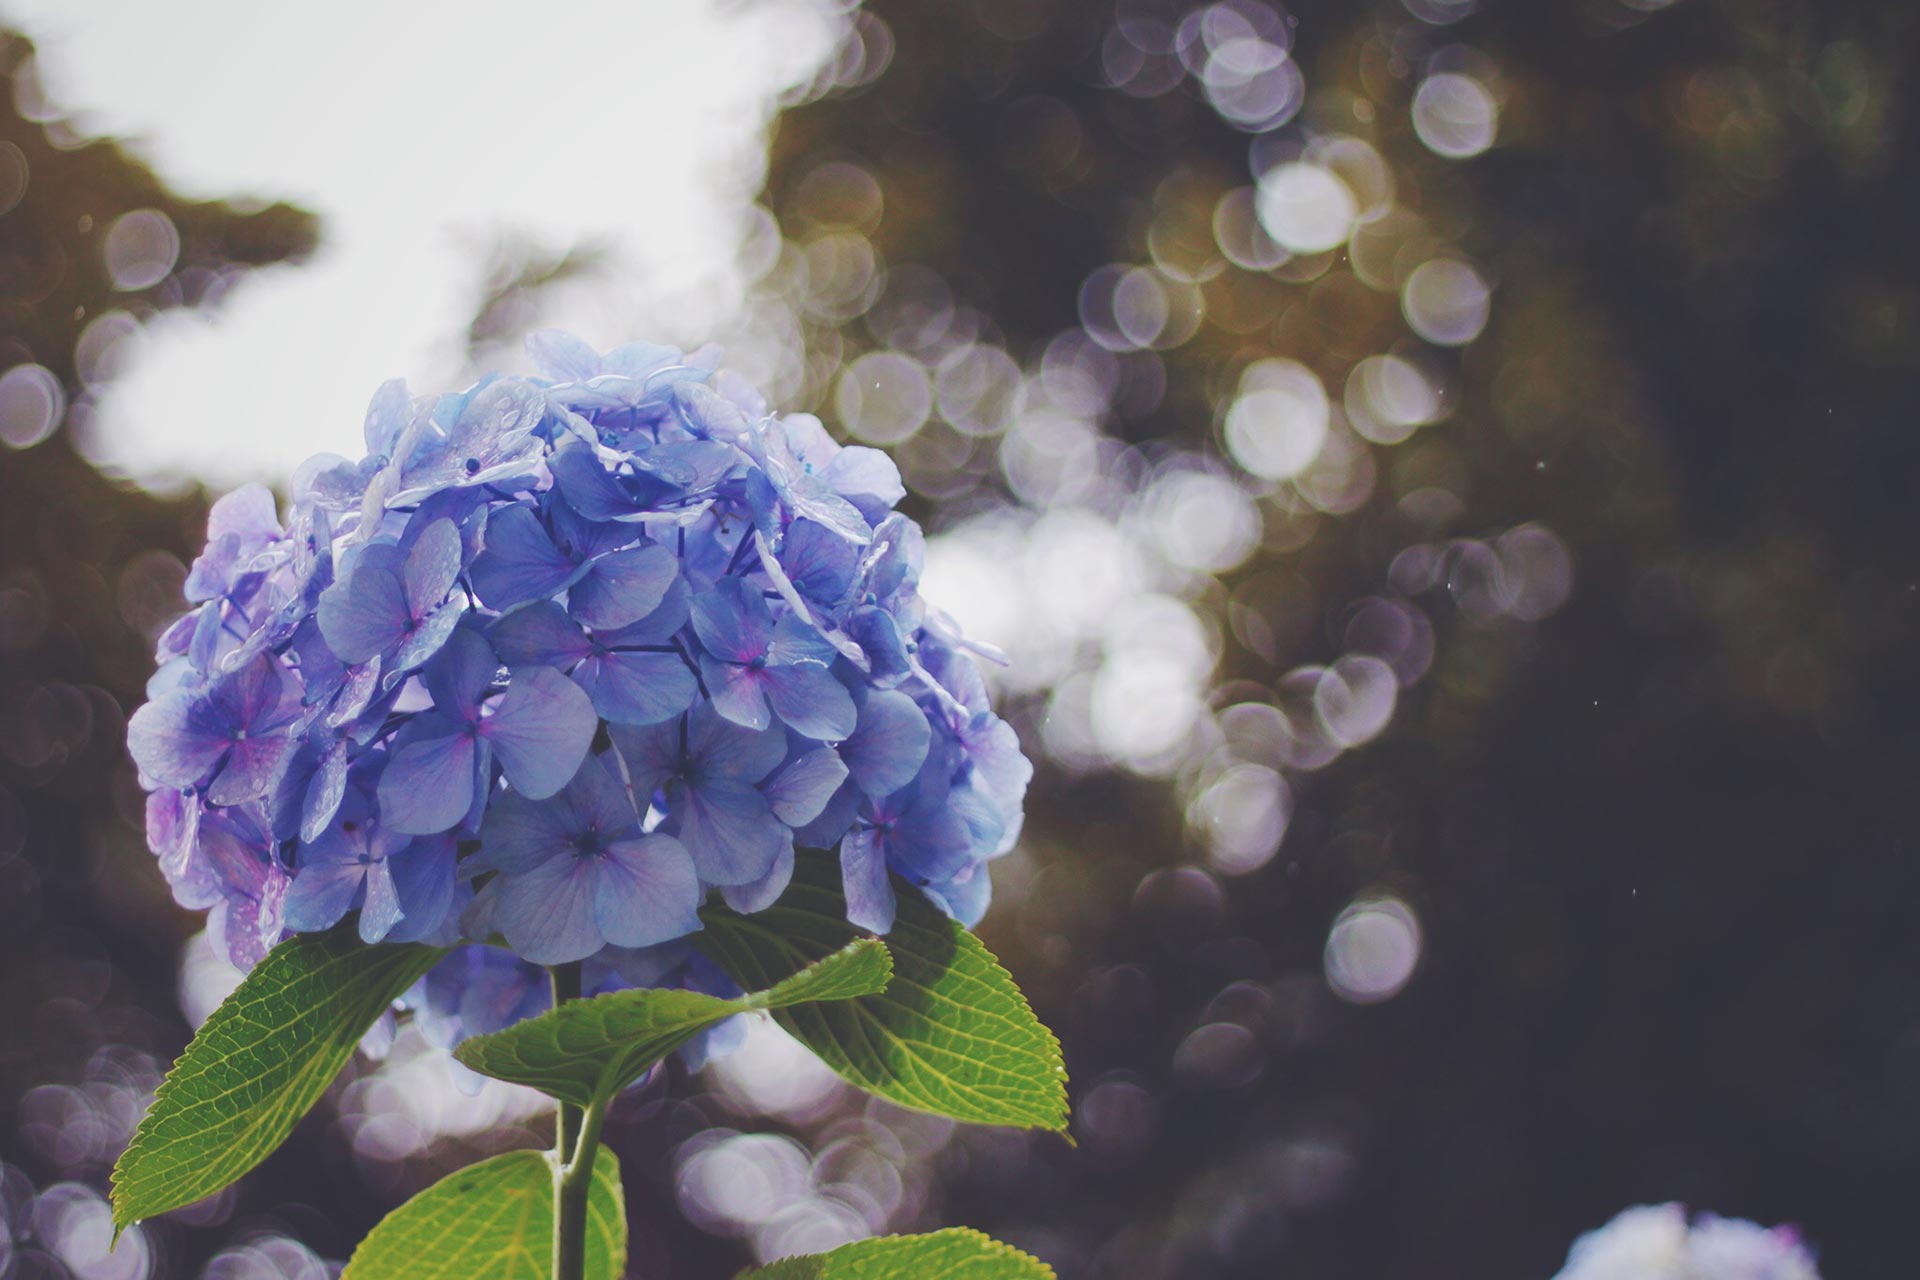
[[762, 662, 856, 741], [767, 611, 840, 667], [386, 834, 459, 944], [403, 518, 464, 617], [482, 666, 596, 800], [470, 504, 583, 611], [823, 445, 906, 520], [594, 834, 703, 948], [378, 730, 477, 834], [569, 543, 678, 630], [490, 600, 593, 669], [422, 627, 501, 716], [283, 853, 363, 934], [526, 329, 603, 382], [761, 747, 848, 827], [674, 777, 785, 885], [363, 377, 412, 456], [389, 598, 468, 677], [888, 801, 975, 885], [300, 738, 351, 843], [549, 438, 642, 521], [317, 560, 410, 664], [793, 779, 860, 850], [686, 700, 788, 781], [719, 837, 794, 914], [839, 689, 931, 798], [840, 827, 896, 934], [607, 719, 680, 799], [922, 862, 991, 927], [358, 857, 403, 943], [479, 786, 575, 874], [778, 519, 859, 603], [578, 650, 697, 726], [493, 855, 602, 964]]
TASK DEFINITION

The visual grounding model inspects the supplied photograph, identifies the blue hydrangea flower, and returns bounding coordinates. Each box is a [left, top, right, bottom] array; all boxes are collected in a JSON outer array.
[[127, 331, 1030, 1065]]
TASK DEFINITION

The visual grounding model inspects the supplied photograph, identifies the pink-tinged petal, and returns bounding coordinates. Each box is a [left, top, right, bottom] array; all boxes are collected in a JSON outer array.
[[594, 834, 703, 948], [494, 855, 602, 964], [762, 663, 856, 742], [840, 827, 896, 934], [379, 731, 478, 834], [569, 543, 678, 630], [720, 837, 794, 914], [470, 504, 582, 611], [840, 689, 932, 798], [674, 778, 785, 886], [690, 579, 773, 665], [701, 655, 772, 731], [125, 691, 228, 789], [578, 650, 697, 726], [482, 666, 596, 800], [761, 747, 848, 827]]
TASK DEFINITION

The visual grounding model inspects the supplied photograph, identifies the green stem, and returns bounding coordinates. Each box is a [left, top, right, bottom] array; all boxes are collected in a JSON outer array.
[[548, 962, 590, 1280]]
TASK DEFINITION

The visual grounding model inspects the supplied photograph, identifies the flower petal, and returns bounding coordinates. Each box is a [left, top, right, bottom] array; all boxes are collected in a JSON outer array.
[[317, 560, 410, 665], [700, 654, 772, 731], [478, 786, 575, 874], [719, 837, 794, 914], [839, 689, 931, 798], [470, 504, 582, 611], [403, 518, 464, 618], [378, 730, 477, 834], [761, 747, 848, 827], [386, 835, 459, 945], [568, 543, 678, 630], [125, 689, 229, 789], [674, 778, 785, 885], [593, 834, 703, 948], [490, 600, 593, 670], [690, 578, 775, 665], [840, 827, 896, 934], [578, 650, 698, 726], [482, 666, 596, 800], [494, 856, 602, 964], [761, 662, 856, 741]]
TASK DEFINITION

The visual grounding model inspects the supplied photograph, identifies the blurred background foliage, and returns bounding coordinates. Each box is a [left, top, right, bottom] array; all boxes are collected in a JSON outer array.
[[3, 0, 1920, 1276]]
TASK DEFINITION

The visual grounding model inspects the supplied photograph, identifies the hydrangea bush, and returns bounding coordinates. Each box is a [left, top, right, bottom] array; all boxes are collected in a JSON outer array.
[[112, 336, 1062, 1280]]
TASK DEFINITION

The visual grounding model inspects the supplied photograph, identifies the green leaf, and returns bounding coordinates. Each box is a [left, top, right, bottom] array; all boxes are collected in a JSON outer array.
[[737, 1227, 1054, 1279], [454, 937, 892, 1107], [698, 852, 1069, 1133], [112, 928, 444, 1230], [341, 1147, 625, 1279]]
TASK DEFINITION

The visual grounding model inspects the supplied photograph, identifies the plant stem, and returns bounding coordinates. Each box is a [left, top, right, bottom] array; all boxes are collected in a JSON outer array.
[[548, 962, 590, 1280]]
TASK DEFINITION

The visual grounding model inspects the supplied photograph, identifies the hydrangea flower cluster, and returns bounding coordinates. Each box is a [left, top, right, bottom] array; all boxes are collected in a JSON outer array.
[[128, 334, 1030, 1023]]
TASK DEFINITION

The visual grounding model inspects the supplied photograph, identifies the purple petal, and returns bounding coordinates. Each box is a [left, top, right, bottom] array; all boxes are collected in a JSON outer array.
[[494, 856, 602, 964], [595, 575, 690, 645], [578, 650, 698, 726], [548, 438, 637, 522], [569, 751, 641, 836], [761, 663, 856, 741], [700, 655, 772, 731], [390, 598, 468, 677], [594, 834, 703, 948], [208, 654, 296, 732], [840, 827, 896, 934], [793, 779, 860, 850], [568, 544, 678, 630], [761, 747, 848, 827], [922, 862, 991, 927], [690, 579, 774, 665], [403, 518, 464, 617], [300, 738, 351, 843], [490, 601, 593, 670], [378, 730, 478, 834], [209, 483, 283, 542], [840, 689, 932, 798], [674, 778, 786, 885], [720, 838, 794, 914], [482, 666, 596, 800], [470, 504, 583, 611], [888, 803, 975, 885], [125, 690, 228, 789]]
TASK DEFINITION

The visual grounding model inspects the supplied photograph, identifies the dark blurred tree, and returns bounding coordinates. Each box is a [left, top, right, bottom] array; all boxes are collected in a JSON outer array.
[[751, 2, 1920, 1277]]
